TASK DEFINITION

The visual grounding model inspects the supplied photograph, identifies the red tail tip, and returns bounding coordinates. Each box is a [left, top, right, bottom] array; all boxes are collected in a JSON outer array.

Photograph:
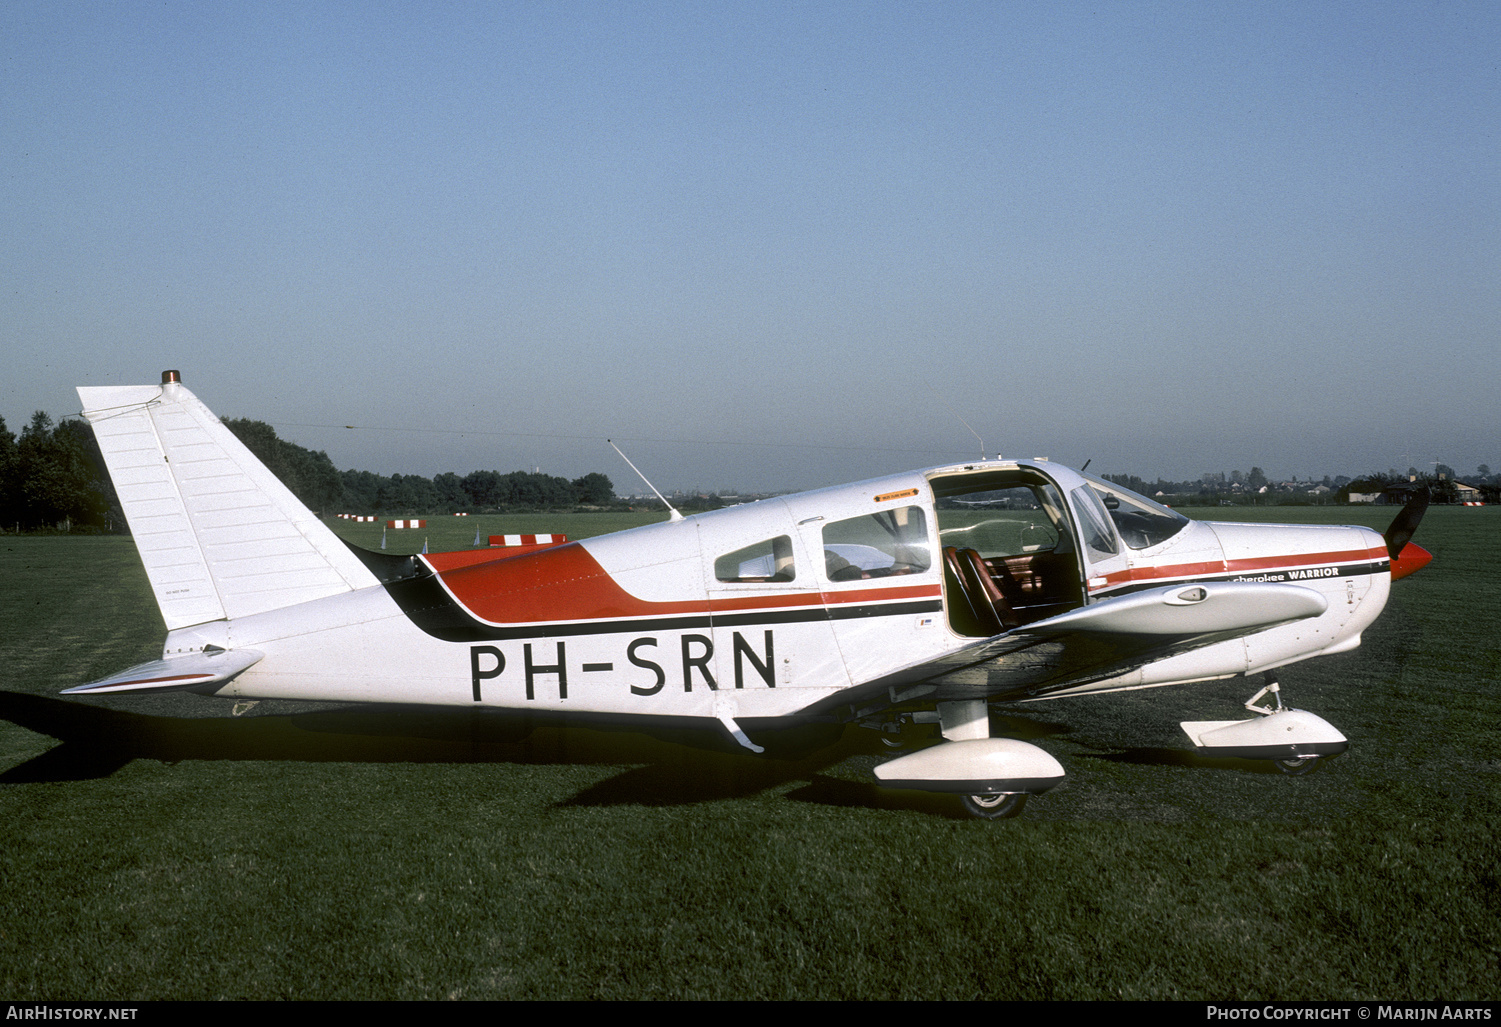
[[1391, 543, 1433, 580]]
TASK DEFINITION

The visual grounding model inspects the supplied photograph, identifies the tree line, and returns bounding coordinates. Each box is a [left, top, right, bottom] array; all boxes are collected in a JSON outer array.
[[0, 413, 617, 533], [6, 406, 1493, 534], [1104, 466, 1499, 505], [0, 413, 114, 532]]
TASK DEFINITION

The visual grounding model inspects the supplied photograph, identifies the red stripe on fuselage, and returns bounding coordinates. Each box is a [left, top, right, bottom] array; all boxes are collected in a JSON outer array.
[[1090, 545, 1389, 592], [421, 542, 940, 626]]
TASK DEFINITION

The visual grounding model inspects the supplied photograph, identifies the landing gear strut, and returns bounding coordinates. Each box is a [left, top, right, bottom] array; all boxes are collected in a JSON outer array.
[[1243, 672, 1289, 716]]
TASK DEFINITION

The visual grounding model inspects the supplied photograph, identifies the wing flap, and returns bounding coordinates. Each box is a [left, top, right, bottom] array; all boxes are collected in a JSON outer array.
[[62, 648, 264, 696]]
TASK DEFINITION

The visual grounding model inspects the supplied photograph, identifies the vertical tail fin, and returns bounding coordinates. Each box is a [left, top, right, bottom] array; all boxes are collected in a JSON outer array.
[[78, 372, 378, 630]]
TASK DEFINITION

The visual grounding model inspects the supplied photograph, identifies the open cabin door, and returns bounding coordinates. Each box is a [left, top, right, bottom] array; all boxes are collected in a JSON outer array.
[[929, 466, 1089, 637]]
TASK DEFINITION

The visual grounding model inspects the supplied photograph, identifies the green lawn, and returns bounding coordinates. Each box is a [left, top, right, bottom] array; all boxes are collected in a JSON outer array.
[[1, 508, 1497, 999], [325, 509, 669, 555]]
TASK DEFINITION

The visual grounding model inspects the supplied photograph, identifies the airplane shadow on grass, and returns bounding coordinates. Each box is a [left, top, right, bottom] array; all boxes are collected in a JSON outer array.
[[1078, 746, 1322, 776], [0, 689, 970, 813], [0, 690, 775, 778], [0, 690, 1273, 813], [0, 692, 952, 804]]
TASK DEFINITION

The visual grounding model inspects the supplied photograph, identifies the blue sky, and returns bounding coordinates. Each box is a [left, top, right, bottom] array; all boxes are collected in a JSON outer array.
[[4, 1, 1497, 493]]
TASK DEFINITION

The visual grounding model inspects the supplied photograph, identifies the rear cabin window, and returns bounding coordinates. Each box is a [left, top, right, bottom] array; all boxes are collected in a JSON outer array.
[[715, 536, 795, 582], [821, 506, 931, 581]]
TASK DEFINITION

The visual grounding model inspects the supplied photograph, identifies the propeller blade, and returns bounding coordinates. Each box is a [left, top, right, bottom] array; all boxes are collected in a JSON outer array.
[[1383, 487, 1430, 562]]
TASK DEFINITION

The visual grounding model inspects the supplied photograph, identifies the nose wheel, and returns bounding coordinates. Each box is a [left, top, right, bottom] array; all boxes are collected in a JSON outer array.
[[960, 792, 1028, 819], [1276, 756, 1321, 776]]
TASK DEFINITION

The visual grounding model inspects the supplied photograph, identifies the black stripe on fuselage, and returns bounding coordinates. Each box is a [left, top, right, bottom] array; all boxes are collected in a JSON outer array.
[[377, 570, 942, 642]]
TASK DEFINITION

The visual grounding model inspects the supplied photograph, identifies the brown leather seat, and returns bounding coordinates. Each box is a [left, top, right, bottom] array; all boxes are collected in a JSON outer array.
[[959, 548, 1021, 631], [943, 546, 993, 636], [943, 546, 1018, 636]]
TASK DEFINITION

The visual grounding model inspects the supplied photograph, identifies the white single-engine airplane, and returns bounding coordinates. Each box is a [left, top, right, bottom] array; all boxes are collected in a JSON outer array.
[[65, 372, 1433, 818]]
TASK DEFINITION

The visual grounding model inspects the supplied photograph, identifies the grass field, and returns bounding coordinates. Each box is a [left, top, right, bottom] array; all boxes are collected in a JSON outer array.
[[326, 509, 671, 556], [1, 508, 1497, 999]]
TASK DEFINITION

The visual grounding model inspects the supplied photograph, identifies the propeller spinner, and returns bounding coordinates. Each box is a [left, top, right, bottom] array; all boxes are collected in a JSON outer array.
[[1383, 488, 1433, 580]]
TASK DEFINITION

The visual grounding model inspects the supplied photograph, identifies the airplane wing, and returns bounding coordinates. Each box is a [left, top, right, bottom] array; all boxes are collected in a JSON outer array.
[[61, 648, 264, 696], [839, 581, 1328, 709]]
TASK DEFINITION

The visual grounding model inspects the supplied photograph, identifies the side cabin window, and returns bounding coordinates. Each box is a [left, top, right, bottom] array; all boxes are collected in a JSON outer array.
[[821, 506, 931, 581], [715, 536, 795, 583]]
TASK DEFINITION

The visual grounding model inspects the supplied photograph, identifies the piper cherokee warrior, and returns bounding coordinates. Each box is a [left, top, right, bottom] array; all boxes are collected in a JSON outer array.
[[65, 372, 1432, 818]]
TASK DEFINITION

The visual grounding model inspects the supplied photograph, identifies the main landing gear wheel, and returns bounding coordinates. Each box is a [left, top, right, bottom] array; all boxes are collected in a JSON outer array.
[[879, 720, 907, 750], [877, 717, 929, 751], [1276, 756, 1320, 776], [961, 793, 1028, 819]]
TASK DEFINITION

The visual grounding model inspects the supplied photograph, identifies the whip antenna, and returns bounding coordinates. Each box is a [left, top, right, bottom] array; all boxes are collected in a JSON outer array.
[[928, 387, 989, 460], [609, 440, 683, 522]]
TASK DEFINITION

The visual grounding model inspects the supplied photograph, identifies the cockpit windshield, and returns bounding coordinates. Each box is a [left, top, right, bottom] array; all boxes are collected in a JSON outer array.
[[1080, 473, 1190, 550]]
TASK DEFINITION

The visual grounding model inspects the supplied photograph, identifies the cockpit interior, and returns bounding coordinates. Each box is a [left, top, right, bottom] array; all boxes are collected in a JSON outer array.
[[930, 467, 1189, 636]]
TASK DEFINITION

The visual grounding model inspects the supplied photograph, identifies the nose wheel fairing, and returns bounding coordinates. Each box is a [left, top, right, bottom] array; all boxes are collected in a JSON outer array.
[[1181, 673, 1348, 764], [1181, 710, 1349, 762]]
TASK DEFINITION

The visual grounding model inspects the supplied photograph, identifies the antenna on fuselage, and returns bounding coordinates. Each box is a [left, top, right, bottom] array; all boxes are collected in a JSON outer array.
[[609, 440, 684, 522], [928, 387, 989, 460]]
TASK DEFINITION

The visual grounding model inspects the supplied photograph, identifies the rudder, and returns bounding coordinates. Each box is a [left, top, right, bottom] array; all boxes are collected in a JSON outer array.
[[78, 371, 378, 630]]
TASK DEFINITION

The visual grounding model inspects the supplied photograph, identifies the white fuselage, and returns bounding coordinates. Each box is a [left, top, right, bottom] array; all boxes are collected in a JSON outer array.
[[159, 462, 1393, 718]]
